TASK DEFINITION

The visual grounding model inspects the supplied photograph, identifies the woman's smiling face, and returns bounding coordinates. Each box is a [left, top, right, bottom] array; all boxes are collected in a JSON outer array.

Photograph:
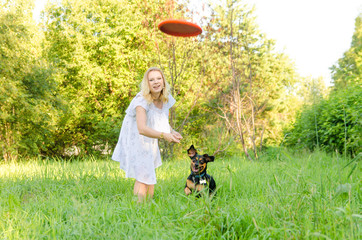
[[148, 70, 164, 95]]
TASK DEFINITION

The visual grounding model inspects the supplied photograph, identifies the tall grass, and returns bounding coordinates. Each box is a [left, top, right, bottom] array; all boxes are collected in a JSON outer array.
[[0, 150, 361, 239]]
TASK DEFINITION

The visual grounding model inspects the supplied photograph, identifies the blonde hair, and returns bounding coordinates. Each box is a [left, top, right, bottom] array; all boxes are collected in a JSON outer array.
[[140, 67, 170, 103]]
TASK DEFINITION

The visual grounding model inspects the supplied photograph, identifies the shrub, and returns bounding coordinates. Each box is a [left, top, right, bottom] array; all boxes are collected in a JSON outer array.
[[284, 85, 361, 157]]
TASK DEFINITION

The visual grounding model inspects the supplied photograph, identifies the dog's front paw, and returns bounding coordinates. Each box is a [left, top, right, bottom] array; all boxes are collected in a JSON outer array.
[[184, 187, 192, 195]]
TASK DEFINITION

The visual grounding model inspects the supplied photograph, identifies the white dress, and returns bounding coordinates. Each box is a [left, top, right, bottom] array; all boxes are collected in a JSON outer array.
[[112, 92, 176, 185]]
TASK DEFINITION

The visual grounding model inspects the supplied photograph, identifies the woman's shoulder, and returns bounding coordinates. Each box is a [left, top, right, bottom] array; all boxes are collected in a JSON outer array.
[[168, 93, 175, 100], [134, 92, 150, 105], [133, 92, 147, 102], [126, 92, 150, 115], [166, 94, 176, 108], [134, 92, 143, 99]]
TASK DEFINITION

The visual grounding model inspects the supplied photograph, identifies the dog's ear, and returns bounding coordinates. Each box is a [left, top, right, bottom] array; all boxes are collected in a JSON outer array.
[[188, 145, 196, 151], [187, 145, 197, 158], [203, 154, 215, 162]]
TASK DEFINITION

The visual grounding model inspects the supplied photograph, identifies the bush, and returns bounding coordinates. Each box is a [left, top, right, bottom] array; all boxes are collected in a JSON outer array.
[[284, 85, 361, 157]]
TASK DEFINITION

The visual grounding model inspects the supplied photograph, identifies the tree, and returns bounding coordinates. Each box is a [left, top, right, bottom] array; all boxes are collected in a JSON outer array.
[[206, 0, 299, 159], [285, 14, 362, 157], [0, 0, 62, 160], [43, 0, 175, 155], [330, 14, 362, 89], [43, 0, 225, 158], [152, 0, 223, 158], [283, 87, 361, 157]]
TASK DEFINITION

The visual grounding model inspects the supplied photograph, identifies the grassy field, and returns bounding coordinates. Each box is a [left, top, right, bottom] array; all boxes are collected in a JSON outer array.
[[0, 149, 361, 239]]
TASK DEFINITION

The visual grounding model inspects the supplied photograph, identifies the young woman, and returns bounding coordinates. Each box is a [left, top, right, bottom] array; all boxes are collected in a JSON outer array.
[[112, 67, 182, 202]]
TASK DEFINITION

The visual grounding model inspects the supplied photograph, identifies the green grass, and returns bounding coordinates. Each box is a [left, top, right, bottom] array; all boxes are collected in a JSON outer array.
[[0, 150, 361, 239]]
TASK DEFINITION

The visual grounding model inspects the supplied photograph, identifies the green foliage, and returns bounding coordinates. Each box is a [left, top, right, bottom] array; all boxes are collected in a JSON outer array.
[[0, 0, 64, 159], [284, 86, 361, 157], [331, 14, 362, 89], [1, 152, 360, 239], [286, 14, 362, 157], [203, 0, 300, 156], [0, 0, 327, 160], [43, 0, 171, 156]]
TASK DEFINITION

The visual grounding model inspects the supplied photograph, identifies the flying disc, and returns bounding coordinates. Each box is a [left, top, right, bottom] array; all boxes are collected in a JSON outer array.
[[158, 19, 202, 37]]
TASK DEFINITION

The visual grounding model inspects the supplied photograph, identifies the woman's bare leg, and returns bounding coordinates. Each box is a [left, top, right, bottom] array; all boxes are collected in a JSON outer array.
[[134, 181, 146, 202], [147, 185, 154, 198], [133, 180, 141, 195], [134, 181, 154, 202]]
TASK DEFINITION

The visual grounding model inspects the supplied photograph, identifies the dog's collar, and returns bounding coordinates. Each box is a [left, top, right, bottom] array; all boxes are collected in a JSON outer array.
[[191, 171, 206, 178]]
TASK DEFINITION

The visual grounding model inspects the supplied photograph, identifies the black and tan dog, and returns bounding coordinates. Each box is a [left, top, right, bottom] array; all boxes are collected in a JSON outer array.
[[184, 145, 216, 196]]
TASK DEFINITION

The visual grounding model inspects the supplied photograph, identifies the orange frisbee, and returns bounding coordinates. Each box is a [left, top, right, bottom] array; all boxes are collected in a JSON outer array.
[[158, 19, 202, 37]]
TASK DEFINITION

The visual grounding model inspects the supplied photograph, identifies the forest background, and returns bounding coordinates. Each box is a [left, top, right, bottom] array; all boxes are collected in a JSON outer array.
[[0, 0, 361, 161]]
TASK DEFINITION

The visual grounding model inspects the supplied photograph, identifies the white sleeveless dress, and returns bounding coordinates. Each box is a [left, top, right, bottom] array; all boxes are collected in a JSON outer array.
[[112, 92, 175, 184]]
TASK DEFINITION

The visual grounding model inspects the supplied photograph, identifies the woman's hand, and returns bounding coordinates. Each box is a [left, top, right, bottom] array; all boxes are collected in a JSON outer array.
[[163, 132, 182, 143], [172, 130, 182, 141]]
